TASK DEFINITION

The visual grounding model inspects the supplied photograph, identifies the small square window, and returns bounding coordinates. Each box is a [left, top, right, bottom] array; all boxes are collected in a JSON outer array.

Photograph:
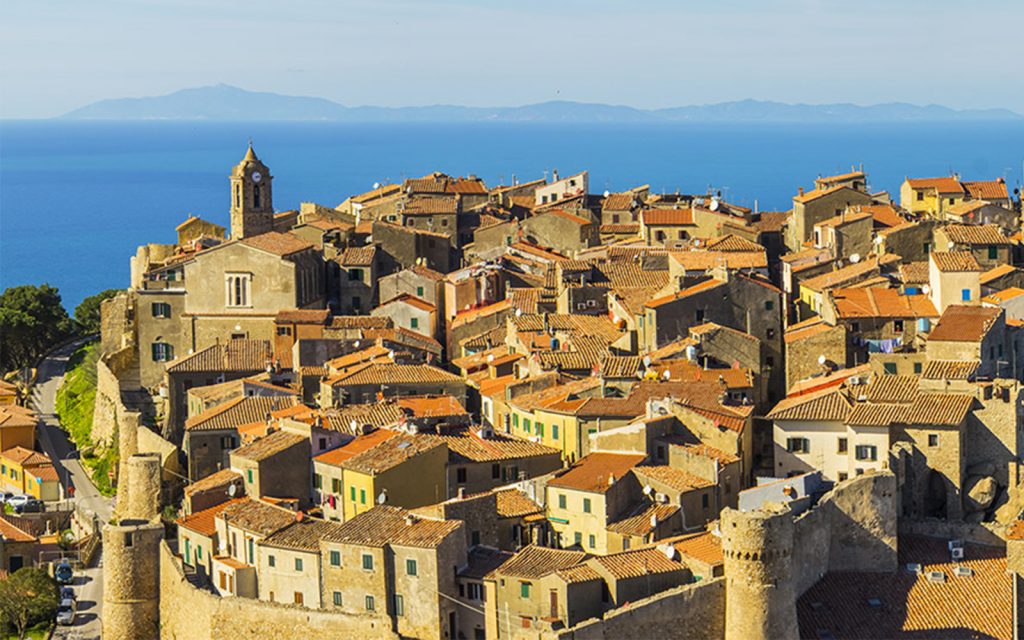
[[365, 595, 375, 611], [406, 558, 417, 576], [520, 582, 531, 598], [583, 498, 591, 513], [883, 362, 897, 375], [411, 317, 419, 329], [333, 591, 342, 606], [294, 558, 303, 571], [928, 434, 939, 447], [914, 362, 923, 374], [765, 300, 774, 311], [456, 467, 467, 483], [362, 554, 374, 571], [588, 534, 595, 549], [329, 550, 341, 567], [838, 437, 848, 454], [558, 494, 566, 509]]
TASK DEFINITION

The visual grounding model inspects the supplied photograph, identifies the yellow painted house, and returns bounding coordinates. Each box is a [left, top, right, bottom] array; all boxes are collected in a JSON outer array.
[[0, 406, 36, 454], [339, 434, 448, 521], [900, 177, 966, 217], [546, 453, 646, 555], [0, 447, 61, 501]]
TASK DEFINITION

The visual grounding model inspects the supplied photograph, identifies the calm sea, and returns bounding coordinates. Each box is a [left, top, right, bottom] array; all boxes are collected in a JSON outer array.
[[1, 120, 1022, 309]]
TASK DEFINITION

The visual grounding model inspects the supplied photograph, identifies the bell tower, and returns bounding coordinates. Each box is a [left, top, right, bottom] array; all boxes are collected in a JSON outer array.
[[230, 142, 274, 239]]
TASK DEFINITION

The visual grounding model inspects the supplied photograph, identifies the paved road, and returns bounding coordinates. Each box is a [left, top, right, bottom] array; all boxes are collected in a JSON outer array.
[[30, 340, 110, 639]]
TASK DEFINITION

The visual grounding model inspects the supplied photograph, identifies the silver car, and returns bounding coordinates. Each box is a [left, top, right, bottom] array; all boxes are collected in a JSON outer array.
[[56, 598, 76, 626]]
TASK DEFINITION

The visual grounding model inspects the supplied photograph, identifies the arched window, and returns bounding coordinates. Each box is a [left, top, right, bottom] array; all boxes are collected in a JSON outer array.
[[253, 185, 261, 208]]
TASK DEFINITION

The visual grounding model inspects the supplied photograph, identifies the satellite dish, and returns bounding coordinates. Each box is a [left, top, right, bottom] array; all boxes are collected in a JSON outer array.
[[350, 419, 358, 431], [354, 340, 360, 348], [662, 370, 671, 380], [642, 355, 652, 368], [818, 355, 827, 366], [947, 241, 955, 250], [603, 190, 610, 198], [515, 308, 523, 317], [643, 484, 653, 495], [709, 198, 720, 211], [388, 350, 395, 359], [661, 544, 677, 560], [922, 284, 931, 295], [377, 490, 388, 505], [373, 182, 380, 189], [849, 253, 861, 263], [873, 236, 883, 245], [486, 354, 495, 363], [227, 484, 237, 497]]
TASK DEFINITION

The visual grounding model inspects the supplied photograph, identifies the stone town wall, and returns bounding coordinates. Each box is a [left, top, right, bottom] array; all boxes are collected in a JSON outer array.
[[791, 503, 831, 596], [92, 348, 130, 447], [551, 578, 725, 640], [159, 542, 398, 640]]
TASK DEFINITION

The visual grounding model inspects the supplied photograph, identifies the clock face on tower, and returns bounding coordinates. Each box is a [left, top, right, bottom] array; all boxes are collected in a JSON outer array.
[[251, 171, 262, 183]]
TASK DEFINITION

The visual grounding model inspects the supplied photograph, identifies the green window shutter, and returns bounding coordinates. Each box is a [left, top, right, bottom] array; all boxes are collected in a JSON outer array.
[[411, 318, 419, 329], [406, 559, 417, 576], [558, 494, 566, 509], [360, 489, 366, 504], [583, 498, 591, 513], [552, 425, 559, 440], [416, 286, 424, 297], [247, 469, 253, 483], [350, 486, 356, 502], [520, 582, 530, 598], [330, 551, 340, 566]]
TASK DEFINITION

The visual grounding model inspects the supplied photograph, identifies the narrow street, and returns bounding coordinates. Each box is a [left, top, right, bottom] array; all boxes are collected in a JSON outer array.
[[30, 340, 112, 640]]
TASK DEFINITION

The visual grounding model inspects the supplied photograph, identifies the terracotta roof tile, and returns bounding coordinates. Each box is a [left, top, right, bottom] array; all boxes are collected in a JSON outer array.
[[642, 208, 694, 226], [239, 231, 315, 257], [494, 489, 543, 518], [548, 452, 646, 493], [942, 224, 1012, 246], [231, 430, 307, 462], [492, 545, 589, 579], [962, 179, 1009, 201], [177, 497, 246, 537], [340, 434, 445, 475], [218, 498, 296, 537], [767, 388, 852, 422], [920, 360, 979, 381], [928, 305, 1001, 342], [167, 339, 273, 374], [337, 246, 376, 266], [632, 465, 713, 492], [832, 288, 938, 319], [260, 515, 346, 552], [906, 177, 966, 194], [589, 547, 685, 579], [436, 427, 559, 463], [184, 469, 243, 497], [323, 505, 461, 548], [606, 503, 681, 537], [185, 395, 300, 432], [930, 251, 983, 272]]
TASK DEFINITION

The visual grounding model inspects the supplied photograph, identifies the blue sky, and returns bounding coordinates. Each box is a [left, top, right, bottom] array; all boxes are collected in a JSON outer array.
[[2, 0, 1022, 118]]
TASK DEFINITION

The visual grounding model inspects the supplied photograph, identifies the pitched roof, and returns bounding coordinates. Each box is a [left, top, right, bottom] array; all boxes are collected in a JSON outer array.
[[980, 264, 1019, 285], [642, 209, 694, 226], [259, 515, 345, 552], [340, 434, 445, 475], [492, 545, 589, 579], [275, 308, 331, 324], [494, 489, 543, 518], [606, 502, 681, 537], [928, 305, 1001, 342], [231, 430, 307, 462], [797, 535, 1010, 640], [337, 246, 376, 266], [378, 293, 435, 313], [177, 497, 246, 537], [314, 429, 398, 467], [184, 469, 243, 497], [920, 360, 980, 381], [766, 388, 852, 422], [325, 362, 462, 387], [548, 453, 646, 493], [646, 279, 726, 308], [930, 250, 983, 273], [0, 515, 38, 543], [831, 288, 938, 319], [0, 446, 51, 467], [589, 547, 685, 579], [898, 262, 930, 285], [905, 177, 965, 194], [668, 251, 768, 272], [632, 465, 713, 492], [800, 258, 882, 293], [218, 499, 296, 536], [793, 185, 848, 204], [185, 395, 299, 432], [436, 427, 559, 464], [941, 224, 1011, 246], [322, 505, 461, 548], [239, 231, 315, 257], [167, 340, 273, 374], [962, 179, 1009, 201]]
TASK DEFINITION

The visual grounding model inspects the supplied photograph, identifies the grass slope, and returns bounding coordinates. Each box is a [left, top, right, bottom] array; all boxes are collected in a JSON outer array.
[[54, 343, 117, 496]]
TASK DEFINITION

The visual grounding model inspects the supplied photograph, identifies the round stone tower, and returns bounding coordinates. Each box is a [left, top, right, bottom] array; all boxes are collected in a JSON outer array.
[[103, 453, 164, 640], [230, 143, 274, 240], [721, 506, 798, 640]]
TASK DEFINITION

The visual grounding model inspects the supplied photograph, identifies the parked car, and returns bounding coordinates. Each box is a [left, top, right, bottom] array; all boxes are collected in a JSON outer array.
[[15, 498, 44, 514], [55, 561, 73, 585], [0, 492, 14, 504], [6, 494, 30, 510], [59, 586, 75, 601], [56, 598, 76, 626]]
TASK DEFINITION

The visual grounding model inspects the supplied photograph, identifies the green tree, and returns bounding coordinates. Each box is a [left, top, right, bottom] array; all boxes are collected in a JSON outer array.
[[0, 285, 75, 373], [73, 288, 120, 335], [0, 567, 58, 639]]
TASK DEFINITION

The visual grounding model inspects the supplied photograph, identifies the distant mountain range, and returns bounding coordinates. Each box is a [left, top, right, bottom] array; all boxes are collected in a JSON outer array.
[[60, 84, 1023, 123]]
